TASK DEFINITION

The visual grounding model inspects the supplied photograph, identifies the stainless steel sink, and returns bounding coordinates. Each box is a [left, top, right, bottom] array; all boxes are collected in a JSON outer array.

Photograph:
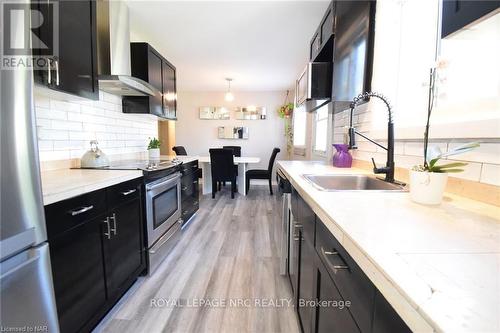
[[302, 174, 407, 192]]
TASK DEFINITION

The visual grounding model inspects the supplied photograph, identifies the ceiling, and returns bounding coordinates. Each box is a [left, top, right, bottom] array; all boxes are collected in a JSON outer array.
[[125, 1, 330, 92]]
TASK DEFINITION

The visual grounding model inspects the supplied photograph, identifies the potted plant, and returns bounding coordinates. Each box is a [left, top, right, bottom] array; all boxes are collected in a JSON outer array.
[[278, 90, 294, 158], [147, 137, 161, 160], [410, 67, 479, 205]]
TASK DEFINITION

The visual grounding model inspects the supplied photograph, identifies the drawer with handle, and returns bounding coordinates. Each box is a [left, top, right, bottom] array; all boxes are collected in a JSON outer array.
[[107, 177, 142, 208], [181, 160, 199, 174], [45, 189, 107, 239], [315, 219, 376, 333]]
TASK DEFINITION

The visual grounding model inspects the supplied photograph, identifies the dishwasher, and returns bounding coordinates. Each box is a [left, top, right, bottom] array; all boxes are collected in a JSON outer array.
[[277, 168, 293, 276]]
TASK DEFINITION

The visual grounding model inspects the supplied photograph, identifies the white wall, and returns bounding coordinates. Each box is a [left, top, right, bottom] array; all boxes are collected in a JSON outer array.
[[329, 1, 500, 186], [175, 91, 288, 173], [34, 87, 158, 162]]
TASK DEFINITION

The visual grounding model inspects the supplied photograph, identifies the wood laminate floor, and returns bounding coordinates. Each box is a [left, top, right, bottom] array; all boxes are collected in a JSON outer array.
[[94, 185, 300, 333]]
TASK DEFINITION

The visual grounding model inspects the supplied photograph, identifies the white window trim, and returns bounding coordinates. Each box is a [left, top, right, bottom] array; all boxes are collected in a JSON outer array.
[[312, 107, 330, 157]]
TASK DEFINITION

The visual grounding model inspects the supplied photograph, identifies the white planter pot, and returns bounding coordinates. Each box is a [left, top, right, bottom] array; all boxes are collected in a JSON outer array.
[[409, 170, 448, 205], [148, 148, 160, 160]]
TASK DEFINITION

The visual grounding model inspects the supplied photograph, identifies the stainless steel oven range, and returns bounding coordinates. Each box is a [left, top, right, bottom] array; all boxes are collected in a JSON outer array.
[[145, 171, 182, 274], [79, 159, 184, 275]]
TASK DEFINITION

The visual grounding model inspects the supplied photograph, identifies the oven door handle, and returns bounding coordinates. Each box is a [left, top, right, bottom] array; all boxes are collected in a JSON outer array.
[[146, 173, 181, 192]]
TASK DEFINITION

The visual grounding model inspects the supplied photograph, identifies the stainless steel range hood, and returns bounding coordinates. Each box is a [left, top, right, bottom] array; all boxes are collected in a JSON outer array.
[[96, 0, 158, 97]]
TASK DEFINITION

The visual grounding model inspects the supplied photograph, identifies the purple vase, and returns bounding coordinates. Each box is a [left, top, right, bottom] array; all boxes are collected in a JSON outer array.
[[332, 144, 352, 168]]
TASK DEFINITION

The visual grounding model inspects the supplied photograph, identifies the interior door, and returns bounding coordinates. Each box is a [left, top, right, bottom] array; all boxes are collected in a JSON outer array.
[[105, 197, 143, 296], [55, 0, 98, 99]]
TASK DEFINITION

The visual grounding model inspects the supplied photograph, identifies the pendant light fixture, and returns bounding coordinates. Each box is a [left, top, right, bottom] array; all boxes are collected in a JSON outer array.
[[224, 78, 235, 102]]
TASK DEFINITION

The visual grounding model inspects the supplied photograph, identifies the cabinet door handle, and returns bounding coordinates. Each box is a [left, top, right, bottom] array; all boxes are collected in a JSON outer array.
[[47, 57, 51, 84], [54, 59, 60, 86], [68, 205, 94, 216], [193, 200, 198, 205], [103, 217, 111, 240], [182, 186, 188, 191], [110, 213, 117, 235], [320, 246, 349, 274], [121, 189, 136, 196], [193, 181, 198, 184]]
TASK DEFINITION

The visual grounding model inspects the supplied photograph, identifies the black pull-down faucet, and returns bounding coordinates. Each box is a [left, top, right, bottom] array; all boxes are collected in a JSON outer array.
[[348, 92, 395, 183]]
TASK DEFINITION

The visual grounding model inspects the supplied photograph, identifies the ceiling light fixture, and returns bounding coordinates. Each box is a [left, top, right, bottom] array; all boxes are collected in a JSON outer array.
[[224, 78, 234, 102]]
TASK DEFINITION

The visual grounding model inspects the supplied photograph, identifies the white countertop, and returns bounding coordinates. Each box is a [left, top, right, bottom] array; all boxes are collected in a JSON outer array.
[[277, 160, 500, 333], [41, 169, 143, 205], [161, 155, 199, 164], [41, 156, 201, 205]]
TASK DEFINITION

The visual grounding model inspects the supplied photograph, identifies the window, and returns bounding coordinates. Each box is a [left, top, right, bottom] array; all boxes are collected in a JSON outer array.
[[313, 104, 329, 153], [434, 12, 499, 124], [293, 105, 306, 147]]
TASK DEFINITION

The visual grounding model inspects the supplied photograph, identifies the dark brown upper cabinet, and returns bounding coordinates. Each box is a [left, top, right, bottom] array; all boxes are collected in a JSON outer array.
[[441, 1, 499, 38], [32, 0, 99, 100], [310, 1, 335, 62], [122, 43, 177, 120]]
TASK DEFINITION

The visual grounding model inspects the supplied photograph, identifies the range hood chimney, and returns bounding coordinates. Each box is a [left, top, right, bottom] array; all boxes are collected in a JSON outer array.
[[96, 0, 158, 96]]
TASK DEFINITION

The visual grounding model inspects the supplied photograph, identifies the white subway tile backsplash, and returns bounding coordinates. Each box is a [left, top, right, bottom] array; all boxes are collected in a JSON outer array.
[[53, 140, 86, 150], [36, 107, 67, 120], [67, 112, 83, 122], [333, 107, 500, 188], [39, 150, 71, 161], [38, 128, 69, 140], [50, 100, 80, 113], [34, 88, 158, 162], [36, 118, 51, 128], [446, 161, 482, 182], [51, 120, 82, 131], [480, 164, 500, 186], [404, 142, 448, 157], [82, 123, 106, 132], [448, 143, 500, 165], [37, 141, 53, 151]]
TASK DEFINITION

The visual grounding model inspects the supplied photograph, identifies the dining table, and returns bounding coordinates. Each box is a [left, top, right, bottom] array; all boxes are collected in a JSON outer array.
[[197, 156, 261, 196]]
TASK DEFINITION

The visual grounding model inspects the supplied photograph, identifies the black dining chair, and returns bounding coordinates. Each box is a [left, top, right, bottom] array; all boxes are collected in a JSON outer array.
[[246, 147, 280, 195], [222, 146, 241, 185], [209, 148, 237, 199], [222, 146, 241, 157], [172, 146, 187, 156]]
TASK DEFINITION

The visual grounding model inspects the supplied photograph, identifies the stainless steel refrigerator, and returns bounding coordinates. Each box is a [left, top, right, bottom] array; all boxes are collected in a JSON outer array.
[[0, 5, 60, 331]]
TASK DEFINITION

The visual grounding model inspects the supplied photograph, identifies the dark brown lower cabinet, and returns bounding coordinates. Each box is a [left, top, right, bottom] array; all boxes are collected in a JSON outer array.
[[291, 186, 412, 333], [49, 214, 107, 333], [103, 194, 144, 297], [298, 232, 316, 333], [372, 291, 411, 333], [314, 258, 360, 333], [296, 189, 316, 333], [45, 178, 145, 333], [180, 160, 200, 224]]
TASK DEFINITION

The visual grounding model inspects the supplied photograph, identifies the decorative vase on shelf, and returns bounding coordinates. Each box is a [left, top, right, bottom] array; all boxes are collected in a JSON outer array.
[[148, 148, 160, 160], [409, 170, 448, 205], [332, 144, 352, 168]]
